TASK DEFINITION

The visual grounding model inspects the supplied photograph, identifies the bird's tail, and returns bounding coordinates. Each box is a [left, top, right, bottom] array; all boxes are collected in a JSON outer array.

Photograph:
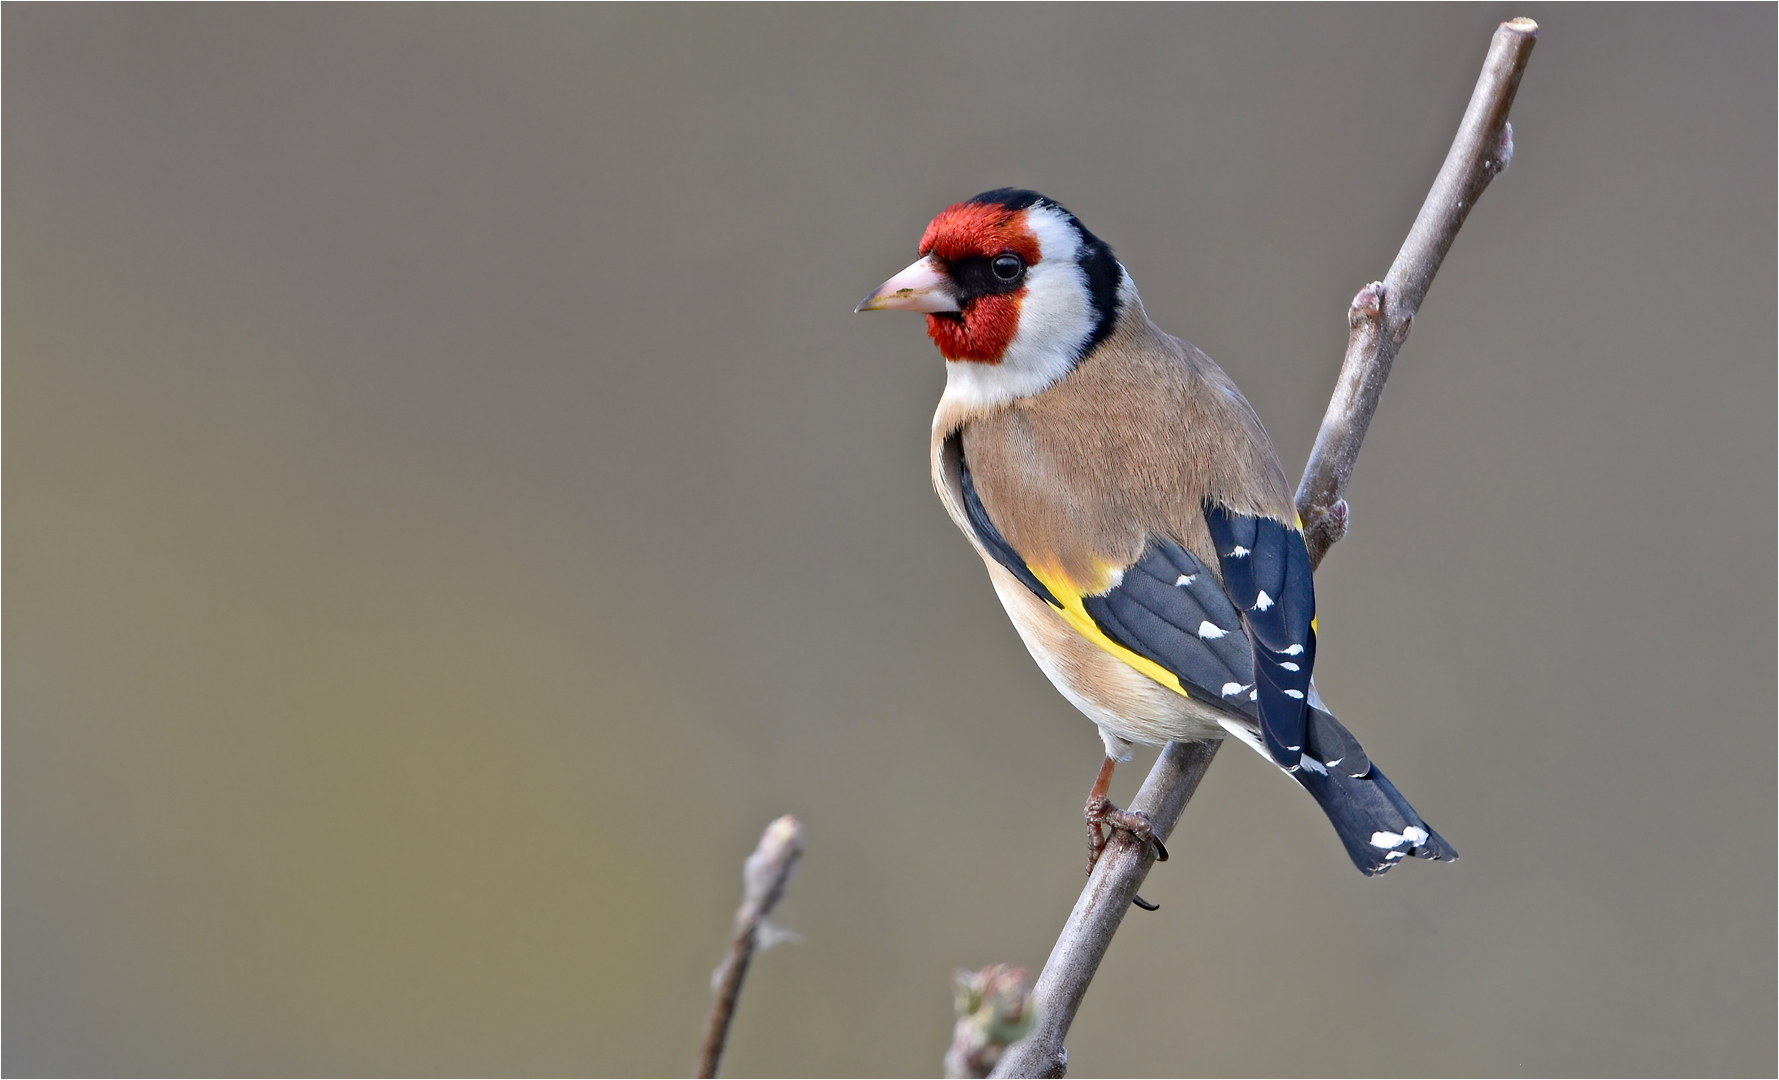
[[1220, 706, 1457, 876]]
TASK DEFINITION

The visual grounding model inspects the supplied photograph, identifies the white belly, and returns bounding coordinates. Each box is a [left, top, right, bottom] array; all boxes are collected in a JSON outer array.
[[985, 562, 1231, 759]]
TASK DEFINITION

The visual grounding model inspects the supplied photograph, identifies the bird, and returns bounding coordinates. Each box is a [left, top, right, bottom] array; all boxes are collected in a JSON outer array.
[[857, 188, 1455, 878]]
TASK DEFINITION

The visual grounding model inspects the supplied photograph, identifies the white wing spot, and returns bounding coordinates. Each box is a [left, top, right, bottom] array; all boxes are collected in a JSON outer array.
[[1252, 590, 1273, 611], [1174, 574, 1196, 587], [1282, 644, 1304, 656], [1249, 689, 1258, 701], [1283, 689, 1305, 700], [1196, 621, 1227, 639], [1278, 661, 1300, 672], [1299, 756, 1329, 776], [1228, 545, 1251, 558], [1220, 682, 1249, 697]]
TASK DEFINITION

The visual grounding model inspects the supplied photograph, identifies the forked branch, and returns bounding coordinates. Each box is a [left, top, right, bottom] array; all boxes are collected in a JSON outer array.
[[989, 19, 1538, 1078]]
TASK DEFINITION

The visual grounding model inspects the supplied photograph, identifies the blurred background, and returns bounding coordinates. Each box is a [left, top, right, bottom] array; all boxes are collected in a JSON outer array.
[[6, 6, 1773, 1076]]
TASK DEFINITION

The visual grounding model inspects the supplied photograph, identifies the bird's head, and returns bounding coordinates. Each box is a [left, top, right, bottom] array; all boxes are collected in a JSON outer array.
[[858, 189, 1125, 405]]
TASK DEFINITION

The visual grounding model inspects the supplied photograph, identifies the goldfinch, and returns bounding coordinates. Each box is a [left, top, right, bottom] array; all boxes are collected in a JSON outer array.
[[859, 189, 1455, 877]]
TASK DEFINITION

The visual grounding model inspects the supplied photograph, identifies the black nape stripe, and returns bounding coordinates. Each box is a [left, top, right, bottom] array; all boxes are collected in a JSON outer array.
[[1075, 232, 1121, 358], [966, 188, 1122, 360]]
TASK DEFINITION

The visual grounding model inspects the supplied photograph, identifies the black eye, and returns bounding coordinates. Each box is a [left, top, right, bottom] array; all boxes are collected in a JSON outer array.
[[991, 253, 1024, 281]]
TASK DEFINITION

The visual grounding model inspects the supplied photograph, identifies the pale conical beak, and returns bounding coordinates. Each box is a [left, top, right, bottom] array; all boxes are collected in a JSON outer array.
[[855, 254, 962, 313]]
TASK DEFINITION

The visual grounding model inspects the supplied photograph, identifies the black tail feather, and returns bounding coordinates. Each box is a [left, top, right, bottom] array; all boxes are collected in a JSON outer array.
[[1305, 705, 1371, 778], [1293, 757, 1456, 875], [1287, 708, 1455, 875]]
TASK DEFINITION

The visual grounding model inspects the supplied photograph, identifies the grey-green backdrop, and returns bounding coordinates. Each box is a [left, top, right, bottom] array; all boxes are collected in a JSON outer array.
[[7, 5, 1774, 1076]]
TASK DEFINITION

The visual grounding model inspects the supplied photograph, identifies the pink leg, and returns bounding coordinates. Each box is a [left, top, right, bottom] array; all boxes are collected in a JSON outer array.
[[1082, 755, 1170, 876]]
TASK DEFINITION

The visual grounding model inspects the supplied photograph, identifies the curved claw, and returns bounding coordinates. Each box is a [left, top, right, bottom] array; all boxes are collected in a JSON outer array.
[[1090, 805, 1166, 863], [1132, 894, 1161, 912]]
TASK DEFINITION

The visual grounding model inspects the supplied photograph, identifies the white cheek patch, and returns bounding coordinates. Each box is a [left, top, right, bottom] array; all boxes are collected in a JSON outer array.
[[939, 203, 1108, 411]]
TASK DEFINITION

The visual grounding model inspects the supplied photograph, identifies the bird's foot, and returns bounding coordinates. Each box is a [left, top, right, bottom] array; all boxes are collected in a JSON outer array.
[[1082, 754, 1168, 911], [1084, 796, 1170, 875]]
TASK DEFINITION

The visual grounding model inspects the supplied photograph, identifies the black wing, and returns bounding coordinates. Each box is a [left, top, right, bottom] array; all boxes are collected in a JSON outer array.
[[1077, 540, 1261, 716], [960, 448, 1318, 771], [1204, 503, 1317, 771]]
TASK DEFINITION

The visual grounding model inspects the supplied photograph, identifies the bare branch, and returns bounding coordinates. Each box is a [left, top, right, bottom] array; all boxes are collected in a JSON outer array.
[[989, 18, 1538, 1076], [1297, 17, 1538, 569], [988, 740, 1219, 1078], [696, 814, 804, 1079]]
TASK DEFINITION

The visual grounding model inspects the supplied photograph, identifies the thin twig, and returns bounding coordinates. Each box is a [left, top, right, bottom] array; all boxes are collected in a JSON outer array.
[[990, 19, 1538, 1078], [695, 814, 804, 1079], [989, 741, 1218, 1078], [1297, 17, 1538, 569]]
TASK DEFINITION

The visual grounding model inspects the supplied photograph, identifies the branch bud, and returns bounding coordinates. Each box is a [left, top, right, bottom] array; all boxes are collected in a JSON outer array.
[[945, 964, 1038, 1078]]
